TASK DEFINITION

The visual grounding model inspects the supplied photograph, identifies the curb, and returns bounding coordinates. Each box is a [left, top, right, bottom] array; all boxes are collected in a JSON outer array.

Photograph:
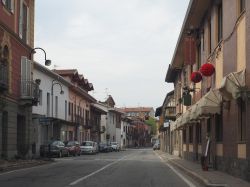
[[167, 158, 227, 187], [0, 160, 53, 173]]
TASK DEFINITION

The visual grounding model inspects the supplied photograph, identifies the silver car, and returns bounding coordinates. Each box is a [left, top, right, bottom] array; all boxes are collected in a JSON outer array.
[[80, 141, 98, 154]]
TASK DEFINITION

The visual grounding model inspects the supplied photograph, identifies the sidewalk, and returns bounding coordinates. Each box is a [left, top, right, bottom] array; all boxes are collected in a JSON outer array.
[[157, 151, 250, 187], [0, 158, 53, 173]]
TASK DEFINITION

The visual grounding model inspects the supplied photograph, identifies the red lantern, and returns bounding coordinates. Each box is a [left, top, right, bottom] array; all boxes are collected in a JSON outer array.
[[200, 63, 215, 76], [190, 71, 202, 83]]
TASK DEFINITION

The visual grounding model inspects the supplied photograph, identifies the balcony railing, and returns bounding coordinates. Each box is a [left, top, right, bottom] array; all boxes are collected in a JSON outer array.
[[0, 63, 8, 92], [165, 106, 176, 120], [20, 80, 39, 105]]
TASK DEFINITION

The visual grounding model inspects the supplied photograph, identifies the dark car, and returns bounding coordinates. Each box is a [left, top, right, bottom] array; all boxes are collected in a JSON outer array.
[[65, 141, 81, 156], [40, 140, 69, 158], [99, 142, 110, 152]]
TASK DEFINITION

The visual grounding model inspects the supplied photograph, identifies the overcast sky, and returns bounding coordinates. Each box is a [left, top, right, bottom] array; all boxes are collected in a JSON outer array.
[[34, 0, 189, 109]]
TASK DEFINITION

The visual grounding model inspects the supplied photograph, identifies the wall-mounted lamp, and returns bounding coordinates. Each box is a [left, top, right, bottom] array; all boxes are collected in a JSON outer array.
[[30, 47, 51, 66]]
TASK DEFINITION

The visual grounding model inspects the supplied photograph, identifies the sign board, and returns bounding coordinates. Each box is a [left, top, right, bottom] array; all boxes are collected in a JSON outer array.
[[39, 117, 51, 124]]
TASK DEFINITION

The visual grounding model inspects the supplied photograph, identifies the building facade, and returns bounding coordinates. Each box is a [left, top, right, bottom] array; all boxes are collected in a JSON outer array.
[[164, 0, 250, 181], [0, 0, 38, 159]]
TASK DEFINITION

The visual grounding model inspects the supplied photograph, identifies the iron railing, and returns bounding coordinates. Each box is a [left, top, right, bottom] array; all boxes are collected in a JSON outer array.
[[20, 80, 40, 104]]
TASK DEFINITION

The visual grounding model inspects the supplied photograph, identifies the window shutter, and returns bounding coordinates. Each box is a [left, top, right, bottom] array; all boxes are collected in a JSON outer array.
[[26, 6, 30, 44], [21, 56, 32, 80], [184, 36, 196, 65], [19, 0, 23, 38], [11, 0, 14, 13], [21, 56, 27, 80]]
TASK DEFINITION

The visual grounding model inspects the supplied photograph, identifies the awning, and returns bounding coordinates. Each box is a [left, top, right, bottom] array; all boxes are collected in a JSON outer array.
[[189, 89, 222, 121], [196, 89, 222, 117], [219, 69, 246, 100]]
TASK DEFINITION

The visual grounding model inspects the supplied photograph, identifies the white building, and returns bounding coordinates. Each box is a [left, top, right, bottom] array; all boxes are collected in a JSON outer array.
[[32, 62, 71, 155]]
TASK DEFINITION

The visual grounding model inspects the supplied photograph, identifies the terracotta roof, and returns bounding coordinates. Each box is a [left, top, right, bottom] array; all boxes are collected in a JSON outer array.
[[120, 107, 154, 113], [53, 69, 94, 92]]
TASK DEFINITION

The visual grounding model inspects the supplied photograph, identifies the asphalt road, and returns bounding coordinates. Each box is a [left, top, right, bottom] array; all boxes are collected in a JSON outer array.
[[0, 149, 200, 187]]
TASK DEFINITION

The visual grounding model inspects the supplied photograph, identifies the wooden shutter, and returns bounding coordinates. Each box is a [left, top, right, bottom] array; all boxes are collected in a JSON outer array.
[[184, 36, 196, 65]]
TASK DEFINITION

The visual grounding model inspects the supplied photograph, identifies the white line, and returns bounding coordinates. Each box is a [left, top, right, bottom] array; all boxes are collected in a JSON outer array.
[[68, 154, 133, 186], [155, 152, 196, 187]]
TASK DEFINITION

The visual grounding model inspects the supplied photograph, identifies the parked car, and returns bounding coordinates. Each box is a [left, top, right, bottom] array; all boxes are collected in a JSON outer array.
[[98, 142, 111, 152], [153, 142, 160, 150], [80, 141, 98, 154], [65, 141, 81, 156], [40, 140, 69, 158], [111, 142, 120, 152]]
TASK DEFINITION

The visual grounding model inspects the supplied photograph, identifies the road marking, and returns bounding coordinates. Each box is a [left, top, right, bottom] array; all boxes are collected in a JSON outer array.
[[155, 152, 197, 187], [68, 153, 134, 186]]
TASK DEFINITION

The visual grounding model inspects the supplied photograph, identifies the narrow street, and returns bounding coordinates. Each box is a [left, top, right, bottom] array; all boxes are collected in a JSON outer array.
[[0, 149, 199, 187]]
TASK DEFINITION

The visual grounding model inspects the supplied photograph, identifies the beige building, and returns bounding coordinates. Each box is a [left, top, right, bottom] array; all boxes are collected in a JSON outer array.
[[164, 0, 250, 181]]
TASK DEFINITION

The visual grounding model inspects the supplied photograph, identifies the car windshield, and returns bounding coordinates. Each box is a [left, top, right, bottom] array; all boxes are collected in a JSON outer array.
[[81, 142, 93, 146]]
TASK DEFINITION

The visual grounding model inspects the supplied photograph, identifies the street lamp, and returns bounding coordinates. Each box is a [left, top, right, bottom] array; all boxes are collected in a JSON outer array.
[[30, 47, 51, 66], [51, 80, 64, 138]]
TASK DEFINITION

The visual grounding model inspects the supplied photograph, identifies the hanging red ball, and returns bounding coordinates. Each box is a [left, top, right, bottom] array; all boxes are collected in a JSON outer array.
[[200, 63, 215, 76], [190, 71, 202, 83]]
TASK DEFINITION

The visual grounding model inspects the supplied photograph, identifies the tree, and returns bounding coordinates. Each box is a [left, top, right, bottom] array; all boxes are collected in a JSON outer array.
[[145, 117, 157, 135]]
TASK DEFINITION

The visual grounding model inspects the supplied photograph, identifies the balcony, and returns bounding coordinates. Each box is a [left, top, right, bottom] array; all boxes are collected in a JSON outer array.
[[0, 63, 8, 92], [165, 106, 176, 120], [20, 80, 40, 106]]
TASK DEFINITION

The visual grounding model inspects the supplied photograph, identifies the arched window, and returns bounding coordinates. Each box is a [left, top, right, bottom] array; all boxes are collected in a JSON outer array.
[[0, 45, 9, 90]]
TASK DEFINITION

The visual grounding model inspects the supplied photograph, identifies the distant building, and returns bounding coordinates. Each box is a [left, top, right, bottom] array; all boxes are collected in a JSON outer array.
[[120, 107, 154, 120]]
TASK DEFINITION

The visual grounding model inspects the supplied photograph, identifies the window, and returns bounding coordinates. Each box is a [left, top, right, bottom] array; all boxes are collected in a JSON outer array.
[[38, 89, 42, 105], [0, 46, 9, 90], [55, 96, 58, 118], [197, 43, 201, 70], [196, 123, 202, 144], [183, 129, 186, 144], [68, 102, 71, 115], [215, 114, 223, 142], [2, 0, 14, 13], [19, 2, 29, 43], [65, 100, 67, 120], [208, 19, 212, 54], [189, 126, 193, 143], [217, 2, 223, 43], [47, 92, 50, 117], [239, 0, 245, 15], [238, 98, 246, 141]]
